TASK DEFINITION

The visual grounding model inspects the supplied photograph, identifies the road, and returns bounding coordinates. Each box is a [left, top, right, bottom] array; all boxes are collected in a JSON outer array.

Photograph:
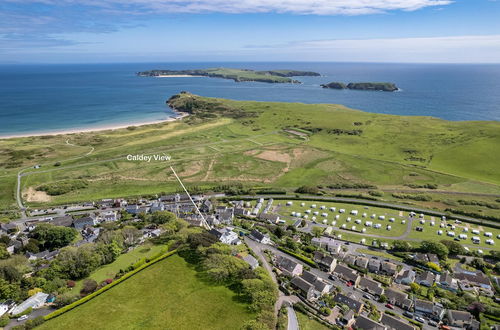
[[287, 306, 299, 330], [5, 307, 53, 329]]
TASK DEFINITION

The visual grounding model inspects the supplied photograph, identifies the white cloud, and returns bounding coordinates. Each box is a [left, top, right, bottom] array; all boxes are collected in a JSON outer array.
[[245, 35, 500, 62], [6, 0, 453, 15]]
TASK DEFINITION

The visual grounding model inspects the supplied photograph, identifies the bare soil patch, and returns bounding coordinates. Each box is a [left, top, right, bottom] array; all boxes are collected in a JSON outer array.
[[24, 187, 51, 203]]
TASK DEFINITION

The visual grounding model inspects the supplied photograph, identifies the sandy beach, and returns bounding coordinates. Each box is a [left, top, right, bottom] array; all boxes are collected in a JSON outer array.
[[0, 112, 189, 140]]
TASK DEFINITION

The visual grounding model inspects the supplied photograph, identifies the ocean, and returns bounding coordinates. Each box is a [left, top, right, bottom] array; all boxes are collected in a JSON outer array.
[[1, 62, 499, 137]]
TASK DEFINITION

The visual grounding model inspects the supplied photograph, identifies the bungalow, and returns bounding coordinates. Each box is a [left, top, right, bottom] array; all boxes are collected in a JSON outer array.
[[446, 310, 478, 329], [355, 256, 369, 269], [259, 213, 280, 223], [340, 310, 356, 327], [51, 215, 74, 227], [234, 207, 250, 217], [380, 261, 398, 276], [357, 277, 384, 297], [333, 293, 364, 314], [333, 264, 360, 285], [395, 269, 416, 285], [290, 277, 314, 300], [125, 204, 141, 215], [200, 199, 213, 213], [416, 271, 436, 287], [343, 254, 356, 265], [353, 315, 385, 330], [380, 313, 416, 330], [311, 236, 342, 254], [275, 255, 303, 277], [385, 288, 412, 310], [10, 292, 49, 315], [414, 299, 445, 320], [217, 207, 234, 224], [454, 272, 491, 291], [300, 271, 331, 296], [73, 216, 96, 230], [242, 255, 259, 270], [438, 271, 458, 291], [368, 259, 381, 273], [249, 229, 271, 245], [313, 251, 337, 272]]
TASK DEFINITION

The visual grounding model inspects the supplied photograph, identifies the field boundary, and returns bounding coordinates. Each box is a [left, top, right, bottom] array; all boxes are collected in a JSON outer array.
[[43, 248, 178, 321]]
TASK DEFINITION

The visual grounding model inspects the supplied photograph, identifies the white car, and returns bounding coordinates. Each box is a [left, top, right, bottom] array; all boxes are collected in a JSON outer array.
[[17, 315, 29, 322]]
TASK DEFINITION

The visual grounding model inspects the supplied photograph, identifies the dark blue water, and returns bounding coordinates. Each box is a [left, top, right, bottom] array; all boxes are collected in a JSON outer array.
[[1, 62, 499, 136]]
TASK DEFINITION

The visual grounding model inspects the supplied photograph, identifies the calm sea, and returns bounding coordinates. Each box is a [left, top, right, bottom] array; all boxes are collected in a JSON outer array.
[[1, 62, 499, 136]]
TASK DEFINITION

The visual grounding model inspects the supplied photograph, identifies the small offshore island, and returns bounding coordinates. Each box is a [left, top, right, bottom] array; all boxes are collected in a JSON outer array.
[[137, 67, 320, 83], [321, 81, 399, 92]]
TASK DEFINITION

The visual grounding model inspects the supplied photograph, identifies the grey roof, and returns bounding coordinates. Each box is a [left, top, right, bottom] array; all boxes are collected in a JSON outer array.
[[313, 251, 335, 266], [454, 272, 491, 286], [354, 315, 386, 330], [385, 288, 408, 302], [301, 270, 318, 284], [381, 314, 415, 330], [291, 277, 314, 294], [416, 271, 436, 283], [359, 277, 384, 295], [414, 299, 434, 311], [51, 216, 74, 227], [276, 255, 300, 274], [333, 264, 359, 283], [447, 310, 473, 322], [242, 255, 259, 269], [333, 293, 363, 313]]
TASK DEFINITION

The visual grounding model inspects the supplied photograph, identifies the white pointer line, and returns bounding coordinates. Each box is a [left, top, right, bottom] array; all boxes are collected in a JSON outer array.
[[169, 165, 211, 230]]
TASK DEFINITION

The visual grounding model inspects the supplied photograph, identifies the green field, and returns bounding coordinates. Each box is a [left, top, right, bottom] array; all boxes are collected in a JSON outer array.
[[295, 310, 330, 330], [1, 92, 500, 222], [39, 254, 254, 330]]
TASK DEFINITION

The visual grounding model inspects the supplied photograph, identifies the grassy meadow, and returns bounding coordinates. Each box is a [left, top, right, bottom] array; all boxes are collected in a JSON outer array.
[[38, 254, 255, 330], [1, 92, 500, 223]]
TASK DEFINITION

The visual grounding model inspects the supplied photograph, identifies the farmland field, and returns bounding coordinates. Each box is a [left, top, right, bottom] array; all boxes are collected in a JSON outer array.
[[38, 254, 255, 330]]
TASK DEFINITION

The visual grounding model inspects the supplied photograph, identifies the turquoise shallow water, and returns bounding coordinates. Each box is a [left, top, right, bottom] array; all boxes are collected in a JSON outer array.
[[1, 62, 499, 136]]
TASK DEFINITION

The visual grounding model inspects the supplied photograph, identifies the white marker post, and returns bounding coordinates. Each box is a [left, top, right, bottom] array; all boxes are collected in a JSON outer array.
[[169, 165, 211, 230]]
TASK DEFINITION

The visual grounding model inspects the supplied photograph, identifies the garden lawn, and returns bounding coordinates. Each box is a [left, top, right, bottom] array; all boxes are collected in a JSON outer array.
[[39, 254, 254, 330], [295, 311, 330, 330]]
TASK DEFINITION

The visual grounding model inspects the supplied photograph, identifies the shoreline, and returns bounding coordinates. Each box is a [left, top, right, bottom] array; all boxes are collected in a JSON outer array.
[[155, 75, 204, 78], [0, 112, 189, 140]]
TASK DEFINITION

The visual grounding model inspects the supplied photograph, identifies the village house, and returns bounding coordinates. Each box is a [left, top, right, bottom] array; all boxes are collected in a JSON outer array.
[[99, 210, 118, 222], [445, 310, 479, 330], [333, 264, 360, 285], [437, 271, 458, 291], [333, 293, 364, 314], [249, 229, 271, 245], [290, 277, 314, 300], [242, 255, 259, 270], [384, 288, 412, 310], [354, 315, 385, 330], [454, 271, 492, 291], [380, 261, 398, 276], [343, 254, 356, 265], [10, 292, 49, 315], [299, 270, 331, 296], [259, 212, 280, 224], [357, 277, 384, 297], [208, 227, 241, 245], [50, 215, 74, 227], [311, 236, 342, 254], [416, 271, 436, 287], [275, 255, 303, 277], [395, 269, 416, 285], [355, 256, 369, 269], [149, 202, 165, 213], [368, 258, 381, 273], [313, 251, 337, 272], [414, 299, 445, 320], [380, 313, 416, 330], [73, 216, 97, 230], [216, 207, 234, 224]]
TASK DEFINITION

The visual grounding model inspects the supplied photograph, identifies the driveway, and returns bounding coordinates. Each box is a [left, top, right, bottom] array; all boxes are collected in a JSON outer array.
[[287, 306, 299, 330]]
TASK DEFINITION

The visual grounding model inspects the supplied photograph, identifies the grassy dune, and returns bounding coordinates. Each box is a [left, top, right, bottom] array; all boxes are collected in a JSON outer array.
[[1, 93, 500, 219]]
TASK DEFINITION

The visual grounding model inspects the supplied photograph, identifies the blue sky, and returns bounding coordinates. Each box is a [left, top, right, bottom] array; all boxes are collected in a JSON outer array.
[[1, 0, 499, 63]]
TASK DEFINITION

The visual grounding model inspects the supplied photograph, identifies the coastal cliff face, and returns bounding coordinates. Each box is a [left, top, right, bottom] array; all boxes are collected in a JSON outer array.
[[137, 68, 320, 84], [321, 81, 398, 92]]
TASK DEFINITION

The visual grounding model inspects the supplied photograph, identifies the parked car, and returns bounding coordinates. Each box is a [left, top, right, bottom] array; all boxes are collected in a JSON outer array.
[[17, 315, 29, 322], [415, 316, 425, 323], [428, 320, 438, 326], [403, 311, 414, 318], [363, 294, 374, 300], [385, 303, 394, 309]]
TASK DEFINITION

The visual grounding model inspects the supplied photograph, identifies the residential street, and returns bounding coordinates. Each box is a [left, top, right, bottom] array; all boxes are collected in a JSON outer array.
[[287, 306, 299, 330]]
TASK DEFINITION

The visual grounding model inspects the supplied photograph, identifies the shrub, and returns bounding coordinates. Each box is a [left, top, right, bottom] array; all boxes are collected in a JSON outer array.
[[67, 280, 75, 288]]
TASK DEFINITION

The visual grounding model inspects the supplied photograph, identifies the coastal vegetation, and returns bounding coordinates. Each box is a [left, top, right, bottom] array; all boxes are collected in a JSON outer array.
[[0, 93, 499, 225], [321, 82, 398, 91], [137, 68, 320, 83]]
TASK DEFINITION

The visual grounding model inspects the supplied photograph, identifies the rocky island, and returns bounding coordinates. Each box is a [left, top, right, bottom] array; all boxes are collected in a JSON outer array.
[[137, 67, 320, 83], [321, 81, 399, 92]]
